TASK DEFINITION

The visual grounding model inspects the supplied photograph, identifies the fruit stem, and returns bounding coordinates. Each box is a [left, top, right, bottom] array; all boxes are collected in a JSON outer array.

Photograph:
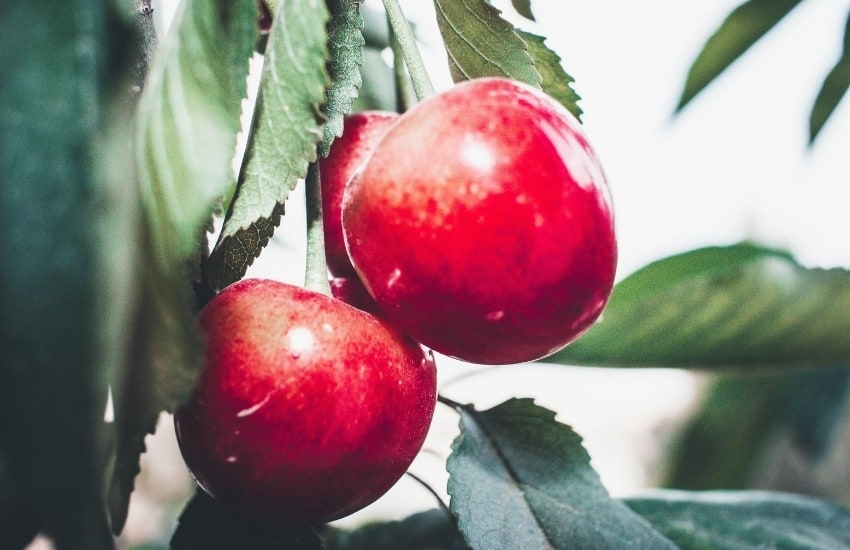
[[405, 471, 455, 521], [388, 13, 415, 112], [304, 162, 332, 296], [382, 0, 435, 100]]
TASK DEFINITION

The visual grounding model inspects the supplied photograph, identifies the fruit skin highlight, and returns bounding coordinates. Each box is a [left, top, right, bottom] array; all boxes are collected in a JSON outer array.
[[320, 111, 398, 278], [342, 77, 617, 365], [174, 279, 437, 526]]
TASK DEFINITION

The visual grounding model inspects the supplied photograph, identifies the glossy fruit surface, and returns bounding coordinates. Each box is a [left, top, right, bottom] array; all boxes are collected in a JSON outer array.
[[174, 279, 437, 526], [343, 77, 617, 365], [320, 111, 398, 277]]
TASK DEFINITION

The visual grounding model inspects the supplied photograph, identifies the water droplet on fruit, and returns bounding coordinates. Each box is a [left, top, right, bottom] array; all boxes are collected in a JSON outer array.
[[236, 392, 272, 418], [516, 193, 528, 204], [286, 326, 315, 357], [463, 139, 496, 173], [534, 213, 545, 227], [485, 310, 505, 322], [322, 322, 333, 333], [226, 456, 238, 463], [387, 268, 402, 289]]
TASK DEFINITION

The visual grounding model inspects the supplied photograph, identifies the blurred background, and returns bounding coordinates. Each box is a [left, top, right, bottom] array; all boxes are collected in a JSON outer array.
[[54, 1, 850, 547]]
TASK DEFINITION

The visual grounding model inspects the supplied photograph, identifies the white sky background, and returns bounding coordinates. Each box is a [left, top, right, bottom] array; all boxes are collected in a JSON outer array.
[[143, 0, 850, 527]]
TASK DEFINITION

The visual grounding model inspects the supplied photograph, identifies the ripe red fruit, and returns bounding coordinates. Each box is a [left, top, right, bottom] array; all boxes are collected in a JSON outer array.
[[320, 111, 398, 277], [174, 279, 437, 526], [342, 77, 617, 365]]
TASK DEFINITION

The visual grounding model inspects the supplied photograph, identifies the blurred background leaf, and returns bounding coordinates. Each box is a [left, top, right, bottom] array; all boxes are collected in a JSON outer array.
[[677, 0, 850, 143], [809, 10, 850, 143], [662, 366, 850, 493], [676, 0, 803, 112], [509, 0, 535, 21], [0, 0, 137, 546]]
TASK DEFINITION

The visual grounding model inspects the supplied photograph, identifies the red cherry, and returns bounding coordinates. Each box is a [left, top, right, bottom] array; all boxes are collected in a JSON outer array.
[[342, 78, 617, 365], [320, 111, 399, 277], [174, 279, 437, 526]]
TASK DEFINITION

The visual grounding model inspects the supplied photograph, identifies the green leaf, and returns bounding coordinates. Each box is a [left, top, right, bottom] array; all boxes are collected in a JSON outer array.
[[170, 489, 326, 549], [1, 0, 136, 545], [324, 509, 468, 550], [433, 0, 541, 87], [676, 0, 803, 111], [319, 0, 365, 158], [136, 0, 257, 270], [108, 0, 258, 534], [809, 10, 850, 143], [510, 0, 535, 21], [545, 243, 850, 369], [625, 490, 850, 549], [446, 398, 676, 549], [515, 30, 582, 120], [206, 0, 330, 291]]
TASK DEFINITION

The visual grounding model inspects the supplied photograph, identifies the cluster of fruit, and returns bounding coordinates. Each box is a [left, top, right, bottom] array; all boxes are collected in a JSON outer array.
[[174, 78, 617, 526]]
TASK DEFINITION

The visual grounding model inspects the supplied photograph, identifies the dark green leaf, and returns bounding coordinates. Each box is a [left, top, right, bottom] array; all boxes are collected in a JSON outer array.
[[515, 30, 582, 120], [447, 398, 676, 549], [320, 0, 365, 158], [545, 243, 850, 369], [433, 0, 541, 86], [809, 10, 850, 143], [0, 0, 135, 545], [324, 509, 468, 550], [206, 0, 330, 291], [0, 454, 40, 548], [510, 0, 535, 21], [676, 0, 803, 111], [171, 489, 326, 550], [108, 0, 258, 534], [625, 490, 850, 550]]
